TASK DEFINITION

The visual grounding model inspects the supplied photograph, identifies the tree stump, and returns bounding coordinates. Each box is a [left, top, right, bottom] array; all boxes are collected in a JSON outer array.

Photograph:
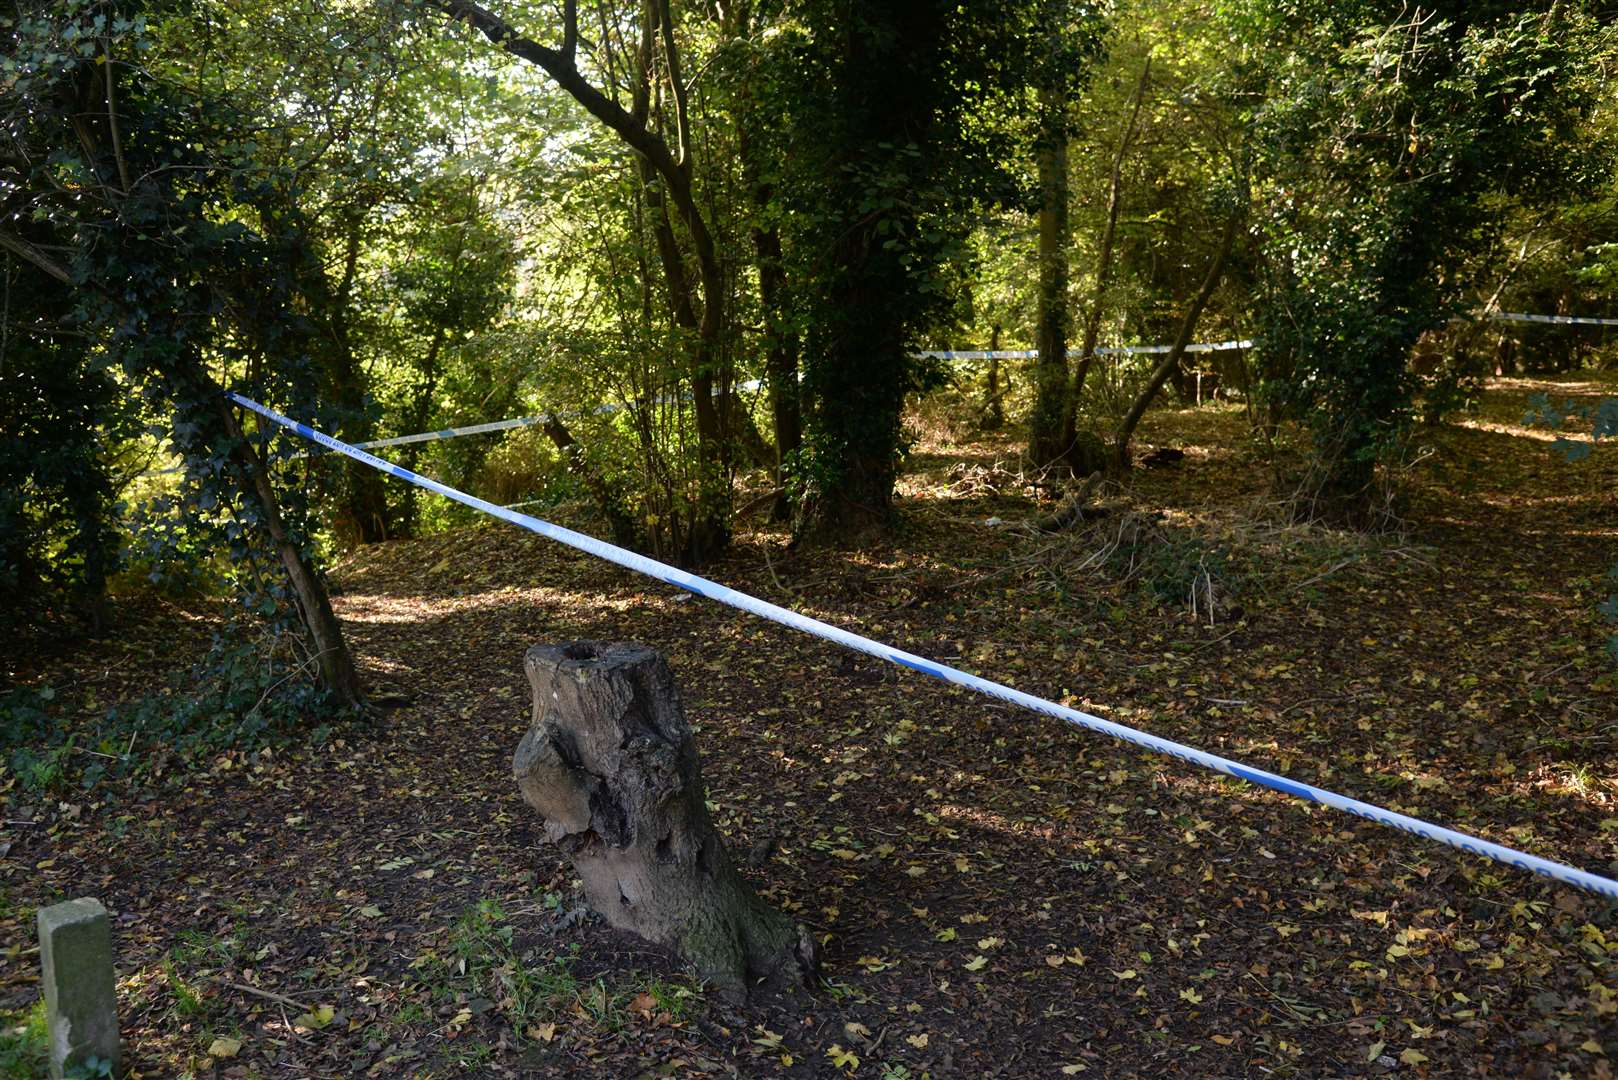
[[514, 642, 816, 1003]]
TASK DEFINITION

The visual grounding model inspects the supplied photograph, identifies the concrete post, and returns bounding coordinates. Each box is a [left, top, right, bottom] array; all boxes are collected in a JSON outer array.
[[37, 898, 119, 1079]]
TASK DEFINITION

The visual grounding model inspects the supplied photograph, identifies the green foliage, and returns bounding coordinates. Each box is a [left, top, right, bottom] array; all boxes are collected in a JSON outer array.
[[0, 261, 137, 628], [1240, 2, 1615, 511], [420, 898, 697, 1049], [0, 1001, 48, 1080], [1, 625, 341, 795], [743, 0, 1093, 530]]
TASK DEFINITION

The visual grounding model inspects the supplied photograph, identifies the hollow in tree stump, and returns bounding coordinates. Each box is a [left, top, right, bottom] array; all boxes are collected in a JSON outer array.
[[514, 642, 817, 1003]]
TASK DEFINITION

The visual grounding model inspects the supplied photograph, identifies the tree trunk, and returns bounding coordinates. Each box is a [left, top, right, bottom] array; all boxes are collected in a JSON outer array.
[[514, 642, 816, 1003], [540, 415, 642, 551], [1028, 82, 1070, 471], [321, 215, 391, 544], [983, 324, 1004, 429], [220, 398, 366, 707], [748, 198, 801, 520], [397, 326, 447, 538], [1063, 58, 1151, 456], [445, 0, 730, 560], [1113, 212, 1238, 471]]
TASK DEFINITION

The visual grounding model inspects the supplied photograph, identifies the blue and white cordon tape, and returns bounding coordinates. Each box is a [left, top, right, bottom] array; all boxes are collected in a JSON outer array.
[[920, 339, 1255, 361], [228, 390, 1617, 898], [1492, 312, 1618, 327]]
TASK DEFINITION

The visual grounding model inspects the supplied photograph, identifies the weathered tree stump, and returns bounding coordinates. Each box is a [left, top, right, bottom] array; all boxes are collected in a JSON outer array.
[[514, 642, 816, 1003]]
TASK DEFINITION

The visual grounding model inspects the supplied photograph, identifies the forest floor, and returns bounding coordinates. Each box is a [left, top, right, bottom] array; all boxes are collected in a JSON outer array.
[[4, 374, 1618, 1079]]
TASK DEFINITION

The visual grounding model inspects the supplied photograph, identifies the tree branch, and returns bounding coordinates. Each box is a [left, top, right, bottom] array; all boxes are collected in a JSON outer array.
[[0, 230, 72, 284], [433, 0, 685, 192]]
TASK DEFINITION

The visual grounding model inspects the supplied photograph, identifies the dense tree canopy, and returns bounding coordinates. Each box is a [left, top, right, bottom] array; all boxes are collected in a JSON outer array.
[[3, 0, 1614, 707]]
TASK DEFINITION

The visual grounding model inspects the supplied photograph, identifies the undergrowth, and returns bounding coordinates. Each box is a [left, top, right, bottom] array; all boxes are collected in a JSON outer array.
[[415, 899, 696, 1053], [1, 624, 348, 795]]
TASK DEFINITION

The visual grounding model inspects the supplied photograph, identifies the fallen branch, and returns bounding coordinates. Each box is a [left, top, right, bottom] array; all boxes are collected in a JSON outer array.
[[215, 980, 315, 1010], [1031, 471, 1106, 533]]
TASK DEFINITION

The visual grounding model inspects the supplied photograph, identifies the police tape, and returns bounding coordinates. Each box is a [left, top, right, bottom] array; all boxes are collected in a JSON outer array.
[[228, 388, 1618, 899], [920, 339, 1255, 360], [1492, 312, 1618, 327]]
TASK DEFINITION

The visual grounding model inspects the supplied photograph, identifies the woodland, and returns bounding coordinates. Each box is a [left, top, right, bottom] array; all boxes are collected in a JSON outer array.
[[3, 0, 1618, 1076]]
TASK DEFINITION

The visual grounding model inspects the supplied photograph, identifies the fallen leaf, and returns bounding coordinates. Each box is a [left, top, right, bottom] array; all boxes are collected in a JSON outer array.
[[826, 1044, 860, 1070], [207, 1036, 242, 1059], [906, 1033, 929, 1049], [293, 1005, 335, 1030]]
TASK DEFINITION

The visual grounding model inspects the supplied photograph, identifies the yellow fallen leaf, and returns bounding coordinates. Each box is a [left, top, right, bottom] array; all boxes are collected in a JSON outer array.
[[935, 928, 957, 942], [1211, 1034, 1235, 1046], [976, 937, 1003, 950], [906, 1033, 929, 1049], [1061, 1066, 1087, 1076], [963, 955, 988, 971], [527, 1022, 557, 1043], [1112, 969, 1137, 980], [207, 1036, 242, 1059], [827, 1044, 860, 1070], [1179, 988, 1203, 1005], [1400, 1049, 1429, 1066], [293, 1004, 335, 1030], [1045, 955, 1065, 968]]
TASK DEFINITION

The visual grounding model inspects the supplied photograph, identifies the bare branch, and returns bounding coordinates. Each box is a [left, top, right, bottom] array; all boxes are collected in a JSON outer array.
[[0, 231, 72, 284]]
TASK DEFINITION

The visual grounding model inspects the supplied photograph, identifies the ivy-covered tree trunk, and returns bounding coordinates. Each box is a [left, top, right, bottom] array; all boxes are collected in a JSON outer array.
[[1028, 80, 1071, 472]]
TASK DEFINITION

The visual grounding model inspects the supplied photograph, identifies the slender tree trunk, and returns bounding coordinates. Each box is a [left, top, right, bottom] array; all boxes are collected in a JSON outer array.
[[1028, 82, 1070, 471], [1063, 58, 1151, 455], [1113, 212, 1238, 471], [983, 324, 1004, 429], [321, 215, 391, 544], [742, 166, 801, 519], [541, 415, 642, 550], [442, 0, 730, 562], [397, 327, 447, 538], [220, 398, 365, 707]]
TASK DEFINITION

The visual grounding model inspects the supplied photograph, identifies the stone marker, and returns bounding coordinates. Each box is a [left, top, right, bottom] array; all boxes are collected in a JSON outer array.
[[37, 898, 119, 1080], [516, 641, 816, 1003]]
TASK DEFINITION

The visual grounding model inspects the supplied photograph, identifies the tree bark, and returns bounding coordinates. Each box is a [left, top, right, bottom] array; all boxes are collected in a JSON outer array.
[[515, 642, 816, 1003], [743, 168, 801, 519], [220, 398, 366, 707], [1112, 212, 1238, 471], [1063, 58, 1151, 455], [982, 324, 1004, 429], [1028, 82, 1070, 471]]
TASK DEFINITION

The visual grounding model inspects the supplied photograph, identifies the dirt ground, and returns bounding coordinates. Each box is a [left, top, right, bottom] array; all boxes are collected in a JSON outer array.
[[4, 375, 1617, 1078]]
